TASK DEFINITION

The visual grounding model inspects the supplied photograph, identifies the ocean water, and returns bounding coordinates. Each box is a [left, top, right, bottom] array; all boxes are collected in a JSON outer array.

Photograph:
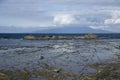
[[0, 33, 120, 80]]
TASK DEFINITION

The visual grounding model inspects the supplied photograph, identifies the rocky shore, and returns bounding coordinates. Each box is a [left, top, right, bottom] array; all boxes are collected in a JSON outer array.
[[0, 38, 120, 80], [24, 33, 98, 40]]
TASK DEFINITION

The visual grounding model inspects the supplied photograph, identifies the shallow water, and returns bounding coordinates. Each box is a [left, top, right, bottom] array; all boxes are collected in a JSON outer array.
[[0, 39, 120, 80]]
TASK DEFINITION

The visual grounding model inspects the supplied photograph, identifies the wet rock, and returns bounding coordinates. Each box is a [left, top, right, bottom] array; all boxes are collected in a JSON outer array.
[[40, 56, 44, 60], [52, 69, 61, 73], [114, 46, 120, 49]]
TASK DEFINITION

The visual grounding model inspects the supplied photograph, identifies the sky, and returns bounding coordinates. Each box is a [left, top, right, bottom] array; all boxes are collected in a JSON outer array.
[[0, 0, 120, 33]]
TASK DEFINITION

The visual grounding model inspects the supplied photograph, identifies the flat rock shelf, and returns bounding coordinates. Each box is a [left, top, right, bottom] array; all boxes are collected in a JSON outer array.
[[0, 39, 120, 80]]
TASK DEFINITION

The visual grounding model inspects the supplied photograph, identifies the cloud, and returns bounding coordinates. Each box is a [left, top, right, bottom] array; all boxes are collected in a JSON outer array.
[[104, 11, 120, 24], [53, 14, 76, 25], [89, 10, 120, 32], [104, 18, 120, 24], [0, 0, 120, 32]]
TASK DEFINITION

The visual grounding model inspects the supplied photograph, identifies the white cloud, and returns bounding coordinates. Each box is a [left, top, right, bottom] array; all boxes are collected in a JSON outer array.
[[104, 10, 120, 24], [111, 10, 120, 18], [53, 14, 76, 25], [104, 18, 120, 24], [89, 10, 120, 32]]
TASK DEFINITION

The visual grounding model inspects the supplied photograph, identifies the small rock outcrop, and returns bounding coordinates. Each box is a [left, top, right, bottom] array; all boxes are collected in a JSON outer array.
[[24, 35, 37, 40], [84, 33, 98, 39]]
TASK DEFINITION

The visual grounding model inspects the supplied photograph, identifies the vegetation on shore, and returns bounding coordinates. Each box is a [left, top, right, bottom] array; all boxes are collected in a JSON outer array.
[[0, 62, 120, 80]]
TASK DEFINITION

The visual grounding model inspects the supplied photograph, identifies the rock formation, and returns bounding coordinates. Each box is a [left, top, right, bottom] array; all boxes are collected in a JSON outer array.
[[24, 33, 98, 40]]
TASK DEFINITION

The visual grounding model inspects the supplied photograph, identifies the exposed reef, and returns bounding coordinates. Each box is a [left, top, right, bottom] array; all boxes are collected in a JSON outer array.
[[24, 33, 98, 40]]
